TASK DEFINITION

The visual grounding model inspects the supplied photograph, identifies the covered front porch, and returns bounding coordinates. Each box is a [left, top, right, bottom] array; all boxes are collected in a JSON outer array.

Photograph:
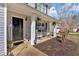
[[7, 3, 54, 54]]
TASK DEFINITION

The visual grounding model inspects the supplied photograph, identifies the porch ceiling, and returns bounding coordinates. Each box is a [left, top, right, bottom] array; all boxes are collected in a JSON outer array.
[[7, 3, 55, 22]]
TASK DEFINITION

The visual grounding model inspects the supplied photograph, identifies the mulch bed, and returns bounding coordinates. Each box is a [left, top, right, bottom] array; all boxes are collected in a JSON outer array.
[[34, 36, 77, 56]]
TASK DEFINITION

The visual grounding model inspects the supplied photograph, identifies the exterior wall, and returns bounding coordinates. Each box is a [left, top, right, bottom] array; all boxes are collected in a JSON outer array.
[[49, 22, 54, 32], [0, 4, 6, 56], [7, 12, 12, 41], [24, 16, 31, 40], [7, 11, 31, 41]]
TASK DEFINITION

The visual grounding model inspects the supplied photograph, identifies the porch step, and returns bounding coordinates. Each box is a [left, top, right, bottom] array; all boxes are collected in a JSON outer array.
[[17, 46, 47, 56], [9, 43, 28, 56], [13, 40, 24, 44]]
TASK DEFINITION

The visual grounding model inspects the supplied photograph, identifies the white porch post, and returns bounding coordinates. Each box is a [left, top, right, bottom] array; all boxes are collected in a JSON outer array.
[[31, 15, 36, 45], [53, 27, 57, 37], [47, 22, 49, 32], [53, 25, 58, 37]]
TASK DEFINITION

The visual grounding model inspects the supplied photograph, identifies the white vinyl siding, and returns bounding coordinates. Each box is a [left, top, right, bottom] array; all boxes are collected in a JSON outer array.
[[0, 4, 5, 56]]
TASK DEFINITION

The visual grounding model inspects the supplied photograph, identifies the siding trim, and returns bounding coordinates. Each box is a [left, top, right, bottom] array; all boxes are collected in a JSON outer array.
[[4, 4, 7, 55]]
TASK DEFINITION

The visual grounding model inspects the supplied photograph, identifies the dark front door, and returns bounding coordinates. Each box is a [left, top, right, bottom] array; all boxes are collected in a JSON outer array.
[[12, 17, 23, 41]]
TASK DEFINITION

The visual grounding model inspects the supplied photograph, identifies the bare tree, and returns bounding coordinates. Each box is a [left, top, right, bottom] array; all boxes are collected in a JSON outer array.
[[58, 4, 79, 31]]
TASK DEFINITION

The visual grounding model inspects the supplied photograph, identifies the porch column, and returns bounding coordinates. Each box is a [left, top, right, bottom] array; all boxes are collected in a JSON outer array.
[[31, 15, 36, 45], [47, 22, 50, 32], [49, 22, 53, 33]]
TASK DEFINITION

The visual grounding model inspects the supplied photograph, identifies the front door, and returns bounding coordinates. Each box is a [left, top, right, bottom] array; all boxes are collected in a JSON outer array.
[[12, 17, 23, 41]]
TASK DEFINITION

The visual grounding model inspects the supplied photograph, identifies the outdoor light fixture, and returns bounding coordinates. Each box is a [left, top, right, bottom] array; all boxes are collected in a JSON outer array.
[[25, 17, 27, 21]]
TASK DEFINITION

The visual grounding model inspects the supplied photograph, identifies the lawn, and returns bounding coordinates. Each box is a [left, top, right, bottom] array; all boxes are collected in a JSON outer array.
[[67, 32, 79, 55], [69, 32, 79, 35]]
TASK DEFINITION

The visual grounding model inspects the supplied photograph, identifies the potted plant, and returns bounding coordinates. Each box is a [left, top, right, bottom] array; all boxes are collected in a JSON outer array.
[[7, 40, 13, 55]]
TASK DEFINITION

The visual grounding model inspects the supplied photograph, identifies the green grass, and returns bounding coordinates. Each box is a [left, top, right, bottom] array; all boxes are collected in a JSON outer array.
[[57, 32, 79, 37], [69, 32, 79, 34], [69, 32, 79, 36]]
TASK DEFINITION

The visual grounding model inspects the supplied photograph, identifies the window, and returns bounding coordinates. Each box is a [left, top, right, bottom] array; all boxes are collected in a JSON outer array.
[[36, 22, 48, 32], [36, 3, 47, 14]]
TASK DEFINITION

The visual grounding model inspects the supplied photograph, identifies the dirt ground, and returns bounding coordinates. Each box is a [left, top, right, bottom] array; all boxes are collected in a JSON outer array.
[[12, 35, 79, 56], [34, 37, 77, 56]]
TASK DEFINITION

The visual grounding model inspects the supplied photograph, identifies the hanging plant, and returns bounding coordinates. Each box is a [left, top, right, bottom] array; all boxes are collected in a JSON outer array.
[[52, 21, 56, 27], [36, 17, 41, 26], [36, 17, 41, 23], [36, 17, 44, 23]]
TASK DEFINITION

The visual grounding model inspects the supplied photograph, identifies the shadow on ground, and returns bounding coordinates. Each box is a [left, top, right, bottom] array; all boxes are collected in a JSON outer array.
[[34, 36, 78, 56]]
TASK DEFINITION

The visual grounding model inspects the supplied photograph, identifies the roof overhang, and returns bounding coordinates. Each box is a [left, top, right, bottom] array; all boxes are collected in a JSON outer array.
[[7, 3, 55, 22]]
